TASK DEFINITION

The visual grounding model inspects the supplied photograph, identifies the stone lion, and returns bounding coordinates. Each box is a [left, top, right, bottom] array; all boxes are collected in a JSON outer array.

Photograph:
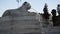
[[2, 2, 31, 17]]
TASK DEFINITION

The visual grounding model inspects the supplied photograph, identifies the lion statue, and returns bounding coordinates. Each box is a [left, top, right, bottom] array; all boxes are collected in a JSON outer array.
[[2, 2, 31, 17]]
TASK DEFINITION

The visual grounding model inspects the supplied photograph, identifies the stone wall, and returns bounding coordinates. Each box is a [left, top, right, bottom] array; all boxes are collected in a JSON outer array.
[[0, 16, 41, 34]]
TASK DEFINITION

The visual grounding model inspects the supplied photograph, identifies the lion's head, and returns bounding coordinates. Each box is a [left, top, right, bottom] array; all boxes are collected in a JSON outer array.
[[22, 2, 31, 10]]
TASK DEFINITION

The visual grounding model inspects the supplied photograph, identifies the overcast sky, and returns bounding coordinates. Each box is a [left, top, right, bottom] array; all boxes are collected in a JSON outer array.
[[0, 0, 60, 17]]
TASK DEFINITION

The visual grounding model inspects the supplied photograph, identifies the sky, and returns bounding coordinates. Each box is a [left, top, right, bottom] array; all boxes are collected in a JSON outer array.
[[0, 0, 60, 17]]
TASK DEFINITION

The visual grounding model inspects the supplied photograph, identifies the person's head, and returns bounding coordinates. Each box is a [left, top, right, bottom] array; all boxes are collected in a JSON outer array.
[[22, 2, 31, 10], [51, 9, 56, 16], [57, 4, 60, 7]]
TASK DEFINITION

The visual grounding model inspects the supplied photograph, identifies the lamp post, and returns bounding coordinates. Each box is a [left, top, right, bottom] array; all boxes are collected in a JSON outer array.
[[16, 0, 21, 7]]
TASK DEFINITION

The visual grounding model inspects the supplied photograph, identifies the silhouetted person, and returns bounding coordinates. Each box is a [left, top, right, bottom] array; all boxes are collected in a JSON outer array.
[[57, 4, 60, 16], [51, 9, 56, 26]]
